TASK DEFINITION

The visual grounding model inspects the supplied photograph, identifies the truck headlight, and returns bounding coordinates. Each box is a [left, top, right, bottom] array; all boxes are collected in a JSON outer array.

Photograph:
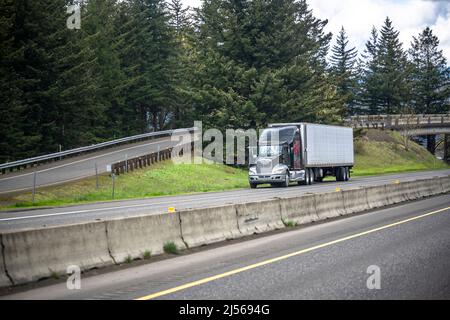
[[249, 166, 257, 175], [272, 165, 286, 174]]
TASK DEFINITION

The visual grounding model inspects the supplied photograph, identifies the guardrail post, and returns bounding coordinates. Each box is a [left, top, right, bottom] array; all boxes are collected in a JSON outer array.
[[112, 173, 115, 199], [95, 162, 99, 189], [32, 172, 37, 205], [444, 134, 450, 164]]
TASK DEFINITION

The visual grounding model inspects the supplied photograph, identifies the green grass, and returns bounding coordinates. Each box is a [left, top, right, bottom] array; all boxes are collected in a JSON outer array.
[[50, 271, 60, 280], [0, 131, 448, 210], [282, 219, 297, 227], [163, 242, 179, 255], [352, 129, 449, 176], [143, 250, 152, 260], [0, 157, 248, 210]]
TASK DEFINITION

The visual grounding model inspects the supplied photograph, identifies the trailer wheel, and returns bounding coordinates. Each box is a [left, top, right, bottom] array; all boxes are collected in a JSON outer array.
[[344, 167, 349, 181], [315, 169, 324, 182], [336, 167, 344, 182], [309, 168, 315, 185]]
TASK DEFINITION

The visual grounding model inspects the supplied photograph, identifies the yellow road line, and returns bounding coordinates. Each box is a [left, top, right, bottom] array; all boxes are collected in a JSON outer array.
[[135, 205, 450, 300]]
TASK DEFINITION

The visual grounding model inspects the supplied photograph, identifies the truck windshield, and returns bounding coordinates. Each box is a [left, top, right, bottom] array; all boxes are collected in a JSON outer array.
[[258, 145, 281, 157]]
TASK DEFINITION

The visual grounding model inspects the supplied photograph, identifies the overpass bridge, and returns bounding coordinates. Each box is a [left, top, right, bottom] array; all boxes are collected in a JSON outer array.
[[346, 114, 450, 163]]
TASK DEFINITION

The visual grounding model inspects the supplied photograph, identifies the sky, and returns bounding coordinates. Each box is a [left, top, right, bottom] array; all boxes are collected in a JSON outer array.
[[181, 0, 450, 61]]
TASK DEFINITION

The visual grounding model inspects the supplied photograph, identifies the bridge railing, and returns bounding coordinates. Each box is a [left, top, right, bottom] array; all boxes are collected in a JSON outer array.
[[347, 114, 450, 128], [0, 127, 197, 174]]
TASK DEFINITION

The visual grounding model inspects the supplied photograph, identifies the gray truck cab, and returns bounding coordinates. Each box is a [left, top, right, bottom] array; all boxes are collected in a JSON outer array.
[[248, 122, 353, 188], [249, 125, 304, 188]]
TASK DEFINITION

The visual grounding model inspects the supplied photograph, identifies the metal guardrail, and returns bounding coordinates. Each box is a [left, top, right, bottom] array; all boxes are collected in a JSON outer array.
[[0, 127, 197, 173], [347, 114, 450, 129], [111, 142, 194, 175]]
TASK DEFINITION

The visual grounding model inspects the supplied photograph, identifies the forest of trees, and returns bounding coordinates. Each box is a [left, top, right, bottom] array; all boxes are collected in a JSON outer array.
[[0, 0, 449, 161]]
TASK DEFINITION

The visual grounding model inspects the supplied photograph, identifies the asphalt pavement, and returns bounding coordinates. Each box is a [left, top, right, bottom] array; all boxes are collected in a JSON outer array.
[[2, 194, 449, 300], [0, 169, 449, 232]]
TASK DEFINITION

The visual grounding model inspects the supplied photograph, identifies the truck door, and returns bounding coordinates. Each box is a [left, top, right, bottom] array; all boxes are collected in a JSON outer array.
[[293, 130, 301, 170]]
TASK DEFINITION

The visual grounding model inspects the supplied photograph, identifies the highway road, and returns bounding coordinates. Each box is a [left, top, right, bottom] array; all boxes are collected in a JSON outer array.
[[2, 194, 449, 300], [0, 135, 190, 195], [0, 169, 449, 232]]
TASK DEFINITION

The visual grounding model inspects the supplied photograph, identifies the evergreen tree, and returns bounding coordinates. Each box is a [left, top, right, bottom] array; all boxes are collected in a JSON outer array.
[[0, 0, 72, 157], [377, 17, 410, 113], [359, 18, 410, 114], [48, 1, 108, 150], [189, 0, 343, 130], [0, 0, 28, 161], [409, 27, 449, 114], [330, 26, 358, 115], [168, 0, 194, 127], [118, 0, 179, 132]]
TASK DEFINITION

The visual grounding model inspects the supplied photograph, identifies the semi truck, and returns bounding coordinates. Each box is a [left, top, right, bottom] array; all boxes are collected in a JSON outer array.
[[248, 123, 354, 188]]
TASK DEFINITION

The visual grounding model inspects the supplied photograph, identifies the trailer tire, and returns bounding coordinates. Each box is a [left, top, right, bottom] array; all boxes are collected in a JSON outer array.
[[309, 168, 315, 185], [314, 168, 324, 182], [336, 167, 344, 182]]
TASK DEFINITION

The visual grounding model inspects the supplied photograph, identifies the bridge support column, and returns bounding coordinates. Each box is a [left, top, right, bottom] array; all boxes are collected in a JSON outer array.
[[427, 135, 436, 155], [445, 134, 450, 164]]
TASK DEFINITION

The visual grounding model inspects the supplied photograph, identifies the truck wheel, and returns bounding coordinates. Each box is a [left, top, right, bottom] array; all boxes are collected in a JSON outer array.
[[345, 167, 350, 181], [282, 173, 290, 187], [309, 169, 315, 185], [299, 169, 308, 185], [250, 183, 257, 189]]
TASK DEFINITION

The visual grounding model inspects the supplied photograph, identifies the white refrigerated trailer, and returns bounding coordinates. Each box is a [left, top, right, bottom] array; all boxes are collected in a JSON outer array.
[[248, 123, 354, 188]]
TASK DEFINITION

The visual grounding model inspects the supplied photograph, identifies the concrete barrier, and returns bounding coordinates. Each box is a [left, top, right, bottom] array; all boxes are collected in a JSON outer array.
[[180, 205, 242, 248], [365, 185, 389, 209], [415, 178, 441, 198], [0, 236, 12, 287], [3, 221, 112, 285], [315, 191, 345, 219], [279, 194, 318, 225], [399, 180, 422, 201], [440, 176, 450, 193], [2, 175, 448, 289], [385, 183, 409, 205], [235, 199, 284, 235], [106, 212, 186, 263], [343, 188, 369, 214]]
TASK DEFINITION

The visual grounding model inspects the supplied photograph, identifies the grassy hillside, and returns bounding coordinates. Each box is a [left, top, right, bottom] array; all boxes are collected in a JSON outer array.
[[1, 129, 448, 209], [1, 159, 248, 209], [352, 129, 448, 176]]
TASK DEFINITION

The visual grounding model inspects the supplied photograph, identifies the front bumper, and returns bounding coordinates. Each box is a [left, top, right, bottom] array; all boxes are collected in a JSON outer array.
[[249, 174, 285, 184]]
